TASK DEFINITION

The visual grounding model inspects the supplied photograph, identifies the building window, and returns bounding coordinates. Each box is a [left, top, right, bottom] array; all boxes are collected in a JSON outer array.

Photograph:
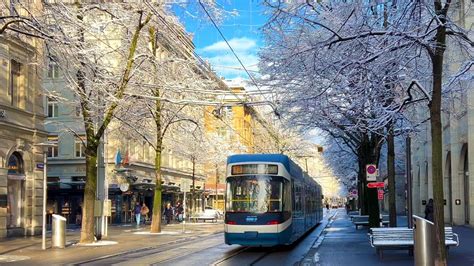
[[9, 60, 22, 106], [47, 63, 59, 79], [75, 137, 85, 158], [47, 97, 58, 117], [47, 136, 59, 158]]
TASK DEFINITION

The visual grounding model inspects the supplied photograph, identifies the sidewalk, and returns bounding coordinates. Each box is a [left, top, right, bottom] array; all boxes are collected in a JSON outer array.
[[313, 211, 474, 265], [0, 221, 224, 265]]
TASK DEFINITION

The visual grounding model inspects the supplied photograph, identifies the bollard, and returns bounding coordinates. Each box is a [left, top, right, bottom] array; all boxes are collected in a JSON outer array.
[[413, 215, 434, 266], [52, 214, 66, 248]]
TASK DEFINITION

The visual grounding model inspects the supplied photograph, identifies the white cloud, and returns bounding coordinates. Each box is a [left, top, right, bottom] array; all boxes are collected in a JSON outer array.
[[201, 37, 257, 53], [204, 53, 259, 78], [199, 37, 260, 79]]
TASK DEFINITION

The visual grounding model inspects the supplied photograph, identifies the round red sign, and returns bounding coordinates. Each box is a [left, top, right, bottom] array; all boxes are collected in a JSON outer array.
[[367, 165, 376, 174]]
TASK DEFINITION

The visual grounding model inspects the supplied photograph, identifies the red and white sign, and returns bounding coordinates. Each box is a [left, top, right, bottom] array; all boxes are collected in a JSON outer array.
[[366, 164, 377, 181], [378, 189, 384, 200], [367, 182, 385, 188]]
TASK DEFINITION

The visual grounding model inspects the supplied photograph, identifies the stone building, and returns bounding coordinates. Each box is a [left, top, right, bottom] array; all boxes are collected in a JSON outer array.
[[0, 5, 47, 237]]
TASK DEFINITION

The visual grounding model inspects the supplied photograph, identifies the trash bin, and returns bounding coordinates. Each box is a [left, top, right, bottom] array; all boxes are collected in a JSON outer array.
[[52, 214, 66, 248], [413, 215, 434, 266]]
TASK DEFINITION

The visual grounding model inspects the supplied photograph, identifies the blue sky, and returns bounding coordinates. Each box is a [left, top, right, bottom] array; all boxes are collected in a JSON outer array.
[[172, 1, 267, 79]]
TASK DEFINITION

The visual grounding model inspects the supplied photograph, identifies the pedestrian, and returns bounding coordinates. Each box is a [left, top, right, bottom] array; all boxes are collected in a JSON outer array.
[[176, 202, 184, 222], [141, 203, 149, 225], [164, 203, 172, 224], [326, 203, 330, 212], [134, 202, 142, 226], [424, 198, 434, 222], [75, 205, 82, 226]]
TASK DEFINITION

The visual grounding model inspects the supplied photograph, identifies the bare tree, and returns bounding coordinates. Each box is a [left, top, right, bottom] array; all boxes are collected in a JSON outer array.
[[260, 1, 473, 263]]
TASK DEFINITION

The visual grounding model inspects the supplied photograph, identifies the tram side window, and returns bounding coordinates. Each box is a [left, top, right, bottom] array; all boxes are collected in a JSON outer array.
[[282, 180, 291, 213], [294, 185, 303, 216]]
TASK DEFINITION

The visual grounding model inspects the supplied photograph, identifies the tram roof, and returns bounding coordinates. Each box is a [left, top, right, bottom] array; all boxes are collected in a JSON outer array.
[[227, 154, 304, 179]]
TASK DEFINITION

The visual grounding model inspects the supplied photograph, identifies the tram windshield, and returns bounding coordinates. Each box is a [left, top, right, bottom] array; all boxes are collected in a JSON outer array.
[[226, 175, 290, 213]]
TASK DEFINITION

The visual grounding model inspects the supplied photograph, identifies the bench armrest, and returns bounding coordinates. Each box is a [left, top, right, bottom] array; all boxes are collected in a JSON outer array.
[[453, 233, 459, 247], [369, 234, 375, 248]]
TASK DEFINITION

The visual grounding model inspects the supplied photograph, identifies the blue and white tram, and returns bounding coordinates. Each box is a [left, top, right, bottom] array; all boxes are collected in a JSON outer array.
[[224, 154, 323, 247]]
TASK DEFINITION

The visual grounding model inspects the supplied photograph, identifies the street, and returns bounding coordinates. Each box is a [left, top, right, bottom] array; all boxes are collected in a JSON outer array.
[[2, 209, 474, 265], [70, 211, 334, 266]]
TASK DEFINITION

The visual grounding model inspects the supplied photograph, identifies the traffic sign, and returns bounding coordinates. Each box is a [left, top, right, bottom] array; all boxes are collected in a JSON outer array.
[[367, 182, 385, 188], [351, 189, 358, 196], [366, 164, 377, 181], [378, 189, 384, 200]]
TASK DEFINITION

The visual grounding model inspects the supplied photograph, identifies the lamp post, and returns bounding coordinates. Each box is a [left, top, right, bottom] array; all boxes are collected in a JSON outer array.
[[34, 142, 57, 250]]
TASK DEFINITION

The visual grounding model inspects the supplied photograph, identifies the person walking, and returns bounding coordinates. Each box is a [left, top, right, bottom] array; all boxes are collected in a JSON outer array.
[[424, 198, 434, 222], [141, 203, 149, 225], [164, 203, 172, 224], [176, 202, 184, 222], [134, 202, 142, 226]]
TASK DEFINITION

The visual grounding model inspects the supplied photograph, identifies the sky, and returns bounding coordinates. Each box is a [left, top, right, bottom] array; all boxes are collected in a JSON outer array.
[[172, 1, 267, 79]]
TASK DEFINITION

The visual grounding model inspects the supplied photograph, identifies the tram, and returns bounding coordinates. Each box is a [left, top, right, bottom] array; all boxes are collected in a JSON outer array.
[[224, 154, 323, 247]]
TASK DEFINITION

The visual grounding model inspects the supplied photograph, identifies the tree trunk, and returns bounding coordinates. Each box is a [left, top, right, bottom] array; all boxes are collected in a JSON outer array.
[[358, 133, 382, 228], [149, 26, 163, 233], [430, 12, 447, 264], [80, 151, 97, 243], [150, 146, 162, 233], [387, 128, 397, 227]]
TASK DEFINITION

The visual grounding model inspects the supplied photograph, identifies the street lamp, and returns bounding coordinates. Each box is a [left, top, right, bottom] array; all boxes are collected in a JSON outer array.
[[34, 142, 57, 250]]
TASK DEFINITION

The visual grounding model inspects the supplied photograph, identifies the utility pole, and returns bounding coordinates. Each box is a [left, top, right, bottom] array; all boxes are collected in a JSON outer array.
[[191, 157, 195, 215], [406, 136, 413, 228], [215, 163, 218, 210]]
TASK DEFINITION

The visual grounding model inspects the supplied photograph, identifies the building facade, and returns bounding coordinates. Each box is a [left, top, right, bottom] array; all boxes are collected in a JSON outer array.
[[410, 1, 473, 226], [0, 27, 47, 237]]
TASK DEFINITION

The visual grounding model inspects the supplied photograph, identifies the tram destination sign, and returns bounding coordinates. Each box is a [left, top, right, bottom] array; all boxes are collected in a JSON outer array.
[[367, 182, 385, 188]]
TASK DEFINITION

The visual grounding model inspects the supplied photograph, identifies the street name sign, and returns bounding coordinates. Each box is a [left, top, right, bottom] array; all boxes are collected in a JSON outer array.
[[366, 164, 377, 181], [367, 182, 385, 188]]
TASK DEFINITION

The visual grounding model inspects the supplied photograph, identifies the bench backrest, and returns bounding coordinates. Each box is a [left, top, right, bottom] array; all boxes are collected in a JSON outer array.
[[371, 227, 456, 241], [353, 216, 369, 223]]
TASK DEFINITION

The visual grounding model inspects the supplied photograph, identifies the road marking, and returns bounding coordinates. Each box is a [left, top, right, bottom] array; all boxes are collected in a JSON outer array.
[[313, 252, 320, 263]]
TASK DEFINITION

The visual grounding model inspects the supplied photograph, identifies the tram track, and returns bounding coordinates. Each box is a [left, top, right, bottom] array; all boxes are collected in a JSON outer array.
[[212, 246, 272, 266], [70, 232, 224, 266]]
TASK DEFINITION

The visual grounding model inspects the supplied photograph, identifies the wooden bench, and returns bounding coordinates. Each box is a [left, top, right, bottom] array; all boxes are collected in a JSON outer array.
[[368, 227, 459, 259], [352, 215, 389, 229]]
